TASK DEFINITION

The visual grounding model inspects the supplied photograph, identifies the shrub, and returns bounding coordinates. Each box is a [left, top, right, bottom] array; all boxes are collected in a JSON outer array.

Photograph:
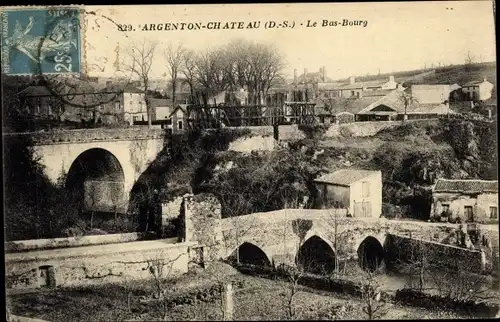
[[339, 126, 354, 138], [297, 124, 329, 141]]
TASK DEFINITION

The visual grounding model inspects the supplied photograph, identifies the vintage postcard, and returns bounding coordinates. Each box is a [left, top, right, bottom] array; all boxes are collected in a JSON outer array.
[[2, 1, 498, 321]]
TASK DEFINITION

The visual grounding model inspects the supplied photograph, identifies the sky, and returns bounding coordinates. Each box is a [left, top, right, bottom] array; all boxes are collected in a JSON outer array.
[[84, 1, 496, 81]]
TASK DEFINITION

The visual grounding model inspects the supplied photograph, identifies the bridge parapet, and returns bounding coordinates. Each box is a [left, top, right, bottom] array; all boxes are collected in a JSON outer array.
[[3, 127, 167, 145]]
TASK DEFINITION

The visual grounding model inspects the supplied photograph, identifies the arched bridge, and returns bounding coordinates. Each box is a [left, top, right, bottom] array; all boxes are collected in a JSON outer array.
[[216, 208, 488, 274], [220, 209, 392, 273], [4, 128, 167, 213]]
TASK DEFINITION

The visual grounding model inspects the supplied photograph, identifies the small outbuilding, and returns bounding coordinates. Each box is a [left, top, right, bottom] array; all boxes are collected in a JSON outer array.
[[313, 169, 382, 218]]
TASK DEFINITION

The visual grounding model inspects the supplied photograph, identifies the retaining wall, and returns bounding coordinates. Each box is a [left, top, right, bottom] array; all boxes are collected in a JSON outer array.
[[5, 232, 147, 253], [5, 239, 195, 290]]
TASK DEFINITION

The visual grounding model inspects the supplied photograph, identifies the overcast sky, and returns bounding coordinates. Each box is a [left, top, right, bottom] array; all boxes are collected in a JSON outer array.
[[85, 1, 496, 81]]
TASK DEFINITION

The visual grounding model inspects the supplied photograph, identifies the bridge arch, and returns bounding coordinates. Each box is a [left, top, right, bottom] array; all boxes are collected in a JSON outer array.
[[231, 241, 272, 267], [65, 148, 125, 213], [357, 235, 385, 271], [296, 235, 337, 275]]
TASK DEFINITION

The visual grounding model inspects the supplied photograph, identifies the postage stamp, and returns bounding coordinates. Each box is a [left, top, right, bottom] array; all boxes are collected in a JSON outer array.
[[1, 7, 82, 75]]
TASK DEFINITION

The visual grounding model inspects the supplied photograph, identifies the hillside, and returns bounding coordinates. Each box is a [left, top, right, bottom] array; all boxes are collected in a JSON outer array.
[[411, 62, 497, 86], [336, 61, 496, 87]]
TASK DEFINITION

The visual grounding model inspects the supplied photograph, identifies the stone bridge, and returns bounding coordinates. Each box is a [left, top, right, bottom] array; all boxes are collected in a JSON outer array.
[[4, 128, 167, 213], [182, 195, 491, 274]]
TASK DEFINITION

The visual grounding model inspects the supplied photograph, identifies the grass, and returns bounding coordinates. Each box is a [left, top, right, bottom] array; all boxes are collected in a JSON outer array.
[[7, 262, 474, 321]]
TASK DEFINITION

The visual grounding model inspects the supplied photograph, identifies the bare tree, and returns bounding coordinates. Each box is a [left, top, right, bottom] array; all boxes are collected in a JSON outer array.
[[122, 40, 157, 129], [165, 43, 186, 109], [359, 266, 388, 320], [465, 50, 476, 66]]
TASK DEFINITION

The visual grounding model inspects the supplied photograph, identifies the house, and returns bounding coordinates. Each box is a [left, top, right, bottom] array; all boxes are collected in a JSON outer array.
[[461, 77, 494, 102], [337, 75, 399, 99], [18, 83, 125, 125], [409, 84, 453, 104], [169, 104, 188, 133], [430, 179, 498, 224], [313, 169, 382, 218], [355, 88, 455, 121]]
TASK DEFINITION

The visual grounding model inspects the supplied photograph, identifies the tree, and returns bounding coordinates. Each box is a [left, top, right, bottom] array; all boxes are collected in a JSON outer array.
[[122, 40, 157, 129], [165, 43, 186, 109], [465, 50, 475, 67], [398, 89, 418, 122], [359, 267, 387, 320]]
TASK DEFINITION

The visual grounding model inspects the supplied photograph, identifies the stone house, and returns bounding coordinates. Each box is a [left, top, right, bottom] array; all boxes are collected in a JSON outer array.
[[18, 84, 125, 125], [313, 169, 382, 218], [169, 104, 188, 133], [430, 179, 498, 224], [461, 77, 494, 102]]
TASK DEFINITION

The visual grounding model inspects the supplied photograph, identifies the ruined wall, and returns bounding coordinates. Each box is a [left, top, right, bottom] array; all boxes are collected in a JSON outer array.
[[5, 240, 195, 290], [182, 193, 223, 262]]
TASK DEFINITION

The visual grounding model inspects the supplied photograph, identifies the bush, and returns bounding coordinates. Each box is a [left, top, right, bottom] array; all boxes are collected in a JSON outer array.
[[339, 126, 354, 138], [298, 124, 329, 141], [382, 203, 401, 219]]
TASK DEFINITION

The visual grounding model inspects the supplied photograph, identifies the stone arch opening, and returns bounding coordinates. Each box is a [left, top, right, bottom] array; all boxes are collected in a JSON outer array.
[[66, 148, 125, 214], [232, 242, 271, 267], [357, 236, 385, 272], [296, 235, 336, 275]]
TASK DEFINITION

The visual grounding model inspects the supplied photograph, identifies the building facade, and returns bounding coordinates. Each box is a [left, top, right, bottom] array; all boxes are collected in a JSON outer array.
[[430, 179, 498, 224], [313, 169, 382, 218], [461, 77, 495, 102]]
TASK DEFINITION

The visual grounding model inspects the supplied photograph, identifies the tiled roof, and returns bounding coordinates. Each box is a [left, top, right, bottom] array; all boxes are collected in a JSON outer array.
[[314, 169, 380, 186], [434, 179, 498, 193], [336, 96, 383, 114]]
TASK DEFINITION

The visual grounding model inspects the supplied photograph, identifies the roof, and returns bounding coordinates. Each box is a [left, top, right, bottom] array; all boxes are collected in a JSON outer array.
[[335, 96, 383, 114], [149, 98, 172, 108], [408, 103, 452, 114], [314, 169, 380, 186], [337, 79, 390, 90], [168, 105, 187, 118], [434, 179, 498, 194]]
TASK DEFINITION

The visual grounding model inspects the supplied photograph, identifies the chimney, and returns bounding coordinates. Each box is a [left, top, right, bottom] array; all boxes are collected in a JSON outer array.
[[349, 76, 356, 85], [294, 69, 297, 85], [389, 75, 395, 83], [483, 76, 488, 82], [322, 66, 327, 82]]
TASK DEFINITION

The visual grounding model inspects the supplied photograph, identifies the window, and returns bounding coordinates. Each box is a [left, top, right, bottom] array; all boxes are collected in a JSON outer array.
[[464, 206, 474, 222], [351, 90, 355, 96], [319, 116, 325, 124], [115, 101, 120, 110], [48, 105, 52, 115], [133, 116, 139, 121], [442, 204, 450, 213], [490, 206, 498, 219], [362, 181, 370, 198], [178, 120, 183, 130]]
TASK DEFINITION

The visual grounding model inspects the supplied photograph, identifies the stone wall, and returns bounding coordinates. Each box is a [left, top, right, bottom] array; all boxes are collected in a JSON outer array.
[[228, 119, 438, 143], [4, 127, 165, 145], [228, 135, 276, 152], [385, 234, 485, 272], [5, 240, 195, 290], [182, 193, 223, 262], [5, 232, 146, 253]]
